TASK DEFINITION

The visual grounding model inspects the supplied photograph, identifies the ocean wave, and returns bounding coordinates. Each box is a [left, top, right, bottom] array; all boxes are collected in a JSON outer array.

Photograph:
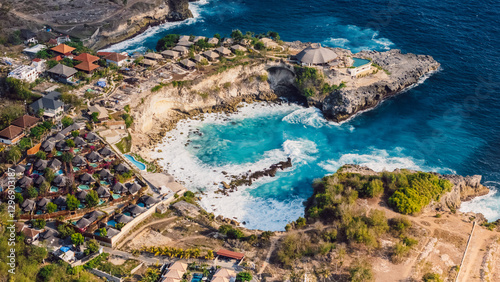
[[322, 26, 394, 52], [318, 148, 454, 174], [460, 182, 500, 221], [282, 107, 329, 128]]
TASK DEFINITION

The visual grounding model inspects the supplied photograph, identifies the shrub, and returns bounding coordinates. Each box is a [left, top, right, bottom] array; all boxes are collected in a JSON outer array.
[[236, 271, 252, 282], [345, 218, 377, 247], [227, 228, 245, 239], [61, 116, 74, 127], [46, 202, 57, 213], [389, 217, 412, 235], [422, 273, 443, 282], [362, 179, 384, 198], [321, 229, 337, 242], [33, 219, 46, 229], [218, 225, 232, 235], [71, 233, 84, 246], [348, 260, 374, 282], [366, 209, 389, 235], [57, 223, 75, 238]]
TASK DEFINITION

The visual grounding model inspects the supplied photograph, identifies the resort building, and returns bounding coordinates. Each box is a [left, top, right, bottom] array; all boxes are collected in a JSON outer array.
[[230, 44, 247, 53], [295, 43, 338, 67], [88, 104, 108, 121], [161, 50, 180, 59], [215, 47, 231, 57], [177, 40, 194, 47], [179, 35, 191, 42], [202, 50, 219, 61], [260, 37, 279, 49], [20, 29, 37, 45], [8, 65, 38, 83], [50, 44, 76, 57], [0, 125, 25, 145], [11, 115, 40, 131], [30, 91, 64, 118], [193, 36, 206, 42], [173, 45, 189, 56], [144, 52, 163, 61], [104, 52, 128, 67], [73, 53, 99, 63], [180, 59, 196, 70], [23, 44, 47, 58], [192, 54, 206, 64], [208, 37, 219, 45], [32, 58, 46, 73], [140, 59, 157, 67], [47, 64, 78, 83], [223, 38, 233, 45], [74, 61, 99, 74]]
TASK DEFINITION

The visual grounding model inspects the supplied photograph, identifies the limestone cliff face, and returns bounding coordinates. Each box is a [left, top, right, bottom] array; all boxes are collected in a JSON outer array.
[[319, 49, 440, 122], [432, 174, 490, 212]]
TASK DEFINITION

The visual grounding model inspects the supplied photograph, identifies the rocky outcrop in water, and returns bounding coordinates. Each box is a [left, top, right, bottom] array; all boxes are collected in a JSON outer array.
[[319, 49, 441, 122]]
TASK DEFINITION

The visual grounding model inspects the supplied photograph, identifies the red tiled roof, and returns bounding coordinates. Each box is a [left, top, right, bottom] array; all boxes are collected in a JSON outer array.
[[11, 115, 39, 129], [51, 55, 63, 61], [0, 125, 24, 140], [104, 52, 128, 62], [22, 228, 41, 239], [97, 52, 114, 57], [216, 249, 245, 260], [48, 38, 58, 45], [74, 61, 99, 72], [73, 53, 100, 63], [33, 58, 42, 62], [50, 44, 75, 55]]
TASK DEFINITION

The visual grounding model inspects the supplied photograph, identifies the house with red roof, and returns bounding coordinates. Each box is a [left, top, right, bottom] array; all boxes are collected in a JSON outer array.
[[74, 61, 100, 74], [73, 53, 100, 63], [50, 44, 75, 57], [0, 125, 25, 145], [104, 52, 129, 67]]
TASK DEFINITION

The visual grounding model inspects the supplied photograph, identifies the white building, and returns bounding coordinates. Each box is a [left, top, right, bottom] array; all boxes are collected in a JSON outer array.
[[32, 58, 46, 73], [23, 44, 47, 57], [8, 65, 38, 83]]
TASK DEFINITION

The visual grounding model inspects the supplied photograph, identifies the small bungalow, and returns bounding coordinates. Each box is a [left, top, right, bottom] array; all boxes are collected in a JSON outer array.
[[177, 40, 194, 47], [126, 204, 146, 217], [208, 37, 219, 45], [98, 146, 114, 157], [0, 125, 25, 145], [111, 182, 128, 194], [12, 164, 25, 176], [180, 59, 196, 70], [169, 261, 188, 272], [139, 195, 160, 208], [80, 173, 96, 185], [88, 105, 108, 121], [193, 36, 206, 42], [222, 38, 233, 46], [48, 159, 62, 170], [34, 175, 46, 187], [74, 61, 99, 74], [12, 115, 39, 130], [76, 190, 88, 202], [164, 269, 184, 280], [73, 53, 99, 63], [75, 217, 92, 231], [173, 45, 189, 56], [114, 213, 133, 224], [179, 35, 191, 42], [22, 228, 42, 243], [295, 43, 338, 67], [60, 123, 84, 136], [84, 210, 104, 222], [40, 229, 59, 243], [20, 29, 38, 45], [98, 169, 113, 181], [114, 163, 130, 174], [96, 186, 111, 198], [86, 151, 103, 163], [192, 54, 205, 64], [74, 137, 86, 148], [215, 47, 231, 57], [72, 155, 87, 167], [86, 132, 99, 142], [56, 140, 70, 151], [104, 53, 128, 67], [144, 53, 163, 61], [23, 44, 47, 58], [50, 44, 75, 57], [140, 59, 157, 67], [126, 182, 142, 195], [212, 268, 237, 281], [53, 195, 67, 210], [37, 197, 51, 211], [202, 50, 220, 61], [260, 38, 279, 49], [53, 132, 66, 141], [17, 176, 33, 189], [161, 50, 180, 59], [53, 175, 67, 187], [47, 64, 78, 83], [41, 139, 56, 152], [230, 44, 247, 53], [240, 38, 251, 46], [21, 199, 36, 213], [105, 227, 120, 238]]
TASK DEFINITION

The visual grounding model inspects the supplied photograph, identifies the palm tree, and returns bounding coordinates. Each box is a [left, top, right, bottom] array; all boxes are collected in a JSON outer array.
[[7, 146, 21, 164]]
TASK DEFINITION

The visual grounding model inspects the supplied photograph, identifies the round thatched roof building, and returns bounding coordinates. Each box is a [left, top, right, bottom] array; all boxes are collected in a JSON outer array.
[[296, 43, 338, 66]]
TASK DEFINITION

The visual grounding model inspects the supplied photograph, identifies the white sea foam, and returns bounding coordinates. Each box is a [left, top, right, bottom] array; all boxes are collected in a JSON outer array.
[[318, 148, 454, 174], [99, 0, 208, 54], [282, 107, 329, 128], [323, 26, 394, 52], [460, 182, 500, 221], [152, 102, 318, 230]]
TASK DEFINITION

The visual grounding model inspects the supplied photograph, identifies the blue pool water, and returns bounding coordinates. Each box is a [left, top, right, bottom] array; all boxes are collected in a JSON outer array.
[[56, 169, 64, 176], [107, 220, 117, 227], [112, 194, 121, 200], [100, 181, 110, 186], [123, 212, 132, 217], [78, 185, 90, 190], [50, 186, 59, 193], [137, 202, 145, 207], [111, 0, 499, 230], [124, 154, 146, 171], [352, 57, 371, 67]]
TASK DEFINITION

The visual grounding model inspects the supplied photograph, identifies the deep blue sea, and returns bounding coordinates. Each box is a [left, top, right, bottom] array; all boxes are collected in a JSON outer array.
[[105, 0, 500, 230]]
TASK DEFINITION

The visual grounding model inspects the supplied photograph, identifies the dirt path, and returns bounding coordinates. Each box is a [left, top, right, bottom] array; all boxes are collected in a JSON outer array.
[[459, 225, 493, 281], [258, 237, 278, 275], [116, 216, 177, 250]]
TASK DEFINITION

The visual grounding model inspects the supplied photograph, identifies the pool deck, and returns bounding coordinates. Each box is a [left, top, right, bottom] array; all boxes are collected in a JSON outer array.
[[142, 172, 186, 195]]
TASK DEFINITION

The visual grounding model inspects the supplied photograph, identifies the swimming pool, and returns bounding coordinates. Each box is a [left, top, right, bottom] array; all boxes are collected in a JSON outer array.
[[73, 167, 80, 172], [112, 194, 121, 200], [137, 202, 145, 208], [90, 163, 99, 168], [191, 273, 203, 282], [56, 169, 64, 176], [78, 185, 90, 190], [50, 186, 59, 193], [107, 220, 117, 227], [123, 212, 132, 217], [124, 154, 146, 171], [15, 187, 22, 193], [100, 181, 110, 186], [352, 57, 371, 68]]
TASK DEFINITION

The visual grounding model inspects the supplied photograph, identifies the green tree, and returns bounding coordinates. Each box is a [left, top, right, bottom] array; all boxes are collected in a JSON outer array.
[[156, 34, 180, 51], [61, 152, 74, 163], [71, 130, 79, 137], [5, 77, 38, 101], [98, 227, 107, 237], [61, 116, 74, 127], [44, 168, 56, 183], [116, 222, 125, 230], [57, 223, 75, 238], [124, 105, 130, 113], [71, 233, 84, 246], [14, 193, 24, 204], [236, 271, 252, 282], [230, 29, 243, 41], [254, 41, 265, 50], [122, 113, 133, 128], [66, 194, 80, 211], [267, 31, 280, 41], [349, 260, 374, 282], [84, 239, 100, 255], [85, 190, 99, 208], [214, 33, 221, 40], [36, 49, 50, 59], [26, 187, 38, 199], [35, 151, 47, 160], [33, 219, 46, 229], [39, 181, 50, 195], [6, 146, 21, 163], [66, 139, 75, 148], [46, 60, 58, 69], [91, 112, 99, 123], [46, 202, 57, 213], [0, 104, 24, 129]]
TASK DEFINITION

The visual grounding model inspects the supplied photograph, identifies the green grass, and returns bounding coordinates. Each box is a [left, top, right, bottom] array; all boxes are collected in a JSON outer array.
[[116, 134, 132, 153]]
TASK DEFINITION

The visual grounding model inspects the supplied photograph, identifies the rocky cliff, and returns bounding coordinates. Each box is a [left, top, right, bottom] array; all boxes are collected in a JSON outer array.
[[313, 49, 440, 122]]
